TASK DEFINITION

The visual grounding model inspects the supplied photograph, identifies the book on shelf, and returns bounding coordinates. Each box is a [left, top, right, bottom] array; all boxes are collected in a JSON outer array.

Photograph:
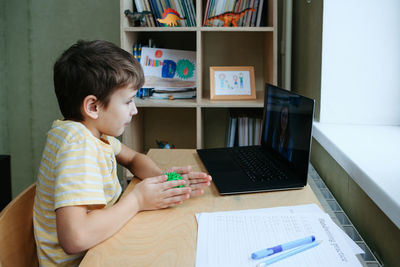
[[254, 117, 262, 144], [255, 0, 264, 26], [203, 0, 265, 27], [150, 88, 196, 99], [136, 87, 197, 99], [131, 0, 196, 27], [257, 0, 268, 26], [147, 0, 161, 26], [132, 0, 156, 27], [132, 39, 157, 63], [240, 117, 249, 146], [144, 0, 156, 27], [248, 117, 254, 145], [151, 87, 195, 92], [136, 88, 153, 98], [172, 0, 186, 27], [242, 0, 250, 26], [250, 0, 259, 26], [226, 116, 237, 147], [226, 109, 263, 147], [238, 117, 244, 146]]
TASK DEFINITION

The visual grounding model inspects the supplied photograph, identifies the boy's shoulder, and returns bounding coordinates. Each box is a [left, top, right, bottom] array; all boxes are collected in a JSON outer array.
[[48, 120, 93, 145], [47, 120, 121, 154]]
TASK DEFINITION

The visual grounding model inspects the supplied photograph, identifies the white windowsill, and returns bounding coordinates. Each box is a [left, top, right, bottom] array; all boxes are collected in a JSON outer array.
[[312, 122, 400, 229]]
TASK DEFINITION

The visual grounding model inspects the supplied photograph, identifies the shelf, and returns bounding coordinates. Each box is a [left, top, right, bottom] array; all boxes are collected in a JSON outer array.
[[135, 89, 264, 108], [124, 26, 275, 32], [134, 98, 264, 108], [200, 89, 265, 107], [124, 27, 197, 32], [120, 0, 277, 153], [199, 98, 264, 108], [135, 97, 197, 108], [200, 26, 274, 32]]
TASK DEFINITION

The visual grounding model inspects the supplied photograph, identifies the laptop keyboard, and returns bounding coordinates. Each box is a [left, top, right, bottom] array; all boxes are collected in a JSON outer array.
[[229, 147, 289, 183]]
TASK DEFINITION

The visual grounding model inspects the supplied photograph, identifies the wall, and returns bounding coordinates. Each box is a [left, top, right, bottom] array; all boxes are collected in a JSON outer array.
[[311, 140, 400, 267], [3, 0, 119, 197], [291, 0, 322, 121], [320, 0, 400, 124], [292, 1, 400, 266], [0, 0, 8, 155], [294, 0, 400, 125]]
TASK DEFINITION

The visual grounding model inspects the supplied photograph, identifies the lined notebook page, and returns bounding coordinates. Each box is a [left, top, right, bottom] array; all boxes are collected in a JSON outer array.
[[195, 205, 362, 267]]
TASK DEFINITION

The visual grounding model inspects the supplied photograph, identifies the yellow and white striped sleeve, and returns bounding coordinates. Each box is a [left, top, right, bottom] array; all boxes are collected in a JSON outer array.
[[54, 137, 106, 210]]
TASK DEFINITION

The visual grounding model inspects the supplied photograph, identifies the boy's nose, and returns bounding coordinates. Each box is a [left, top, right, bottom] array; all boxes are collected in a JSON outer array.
[[130, 104, 138, 116]]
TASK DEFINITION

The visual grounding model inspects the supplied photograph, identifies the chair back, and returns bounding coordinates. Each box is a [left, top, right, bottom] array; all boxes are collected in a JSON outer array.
[[0, 183, 38, 267]]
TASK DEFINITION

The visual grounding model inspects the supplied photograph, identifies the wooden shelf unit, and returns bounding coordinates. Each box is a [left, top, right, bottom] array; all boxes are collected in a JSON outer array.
[[120, 0, 277, 154]]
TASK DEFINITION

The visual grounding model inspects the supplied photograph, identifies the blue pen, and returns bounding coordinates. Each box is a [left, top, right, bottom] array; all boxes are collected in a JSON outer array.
[[251, 235, 315, 259], [257, 240, 322, 266]]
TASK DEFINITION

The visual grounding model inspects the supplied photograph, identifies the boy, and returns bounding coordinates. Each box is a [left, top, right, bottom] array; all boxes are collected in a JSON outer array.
[[33, 40, 211, 266]]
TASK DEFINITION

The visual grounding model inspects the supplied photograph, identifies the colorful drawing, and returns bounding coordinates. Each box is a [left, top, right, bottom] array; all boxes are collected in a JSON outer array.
[[213, 70, 252, 95], [210, 66, 256, 100], [140, 47, 196, 88], [144, 58, 194, 79]]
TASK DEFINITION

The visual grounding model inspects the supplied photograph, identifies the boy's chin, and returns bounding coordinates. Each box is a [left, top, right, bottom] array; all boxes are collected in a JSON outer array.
[[106, 128, 125, 137], [115, 128, 125, 137]]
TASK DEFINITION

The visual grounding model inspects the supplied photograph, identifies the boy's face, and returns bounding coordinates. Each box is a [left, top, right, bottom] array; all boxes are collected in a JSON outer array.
[[96, 84, 138, 137]]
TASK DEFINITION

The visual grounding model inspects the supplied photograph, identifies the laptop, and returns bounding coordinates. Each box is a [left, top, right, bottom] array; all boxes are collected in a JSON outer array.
[[197, 84, 315, 195]]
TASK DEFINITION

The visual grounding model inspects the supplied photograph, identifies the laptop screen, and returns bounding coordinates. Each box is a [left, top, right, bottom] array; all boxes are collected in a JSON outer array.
[[261, 84, 315, 178]]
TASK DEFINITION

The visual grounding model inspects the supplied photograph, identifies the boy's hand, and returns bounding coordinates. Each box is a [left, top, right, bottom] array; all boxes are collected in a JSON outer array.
[[131, 175, 191, 211], [168, 166, 212, 197]]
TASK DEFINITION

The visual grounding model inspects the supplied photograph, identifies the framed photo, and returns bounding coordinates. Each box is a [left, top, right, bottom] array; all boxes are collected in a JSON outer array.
[[210, 66, 256, 100]]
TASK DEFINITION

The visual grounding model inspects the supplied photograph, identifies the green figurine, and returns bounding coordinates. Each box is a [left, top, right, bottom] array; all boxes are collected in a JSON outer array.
[[165, 171, 184, 188]]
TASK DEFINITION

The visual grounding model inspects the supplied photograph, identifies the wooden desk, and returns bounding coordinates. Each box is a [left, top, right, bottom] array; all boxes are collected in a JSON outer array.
[[80, 149, 322, 267]]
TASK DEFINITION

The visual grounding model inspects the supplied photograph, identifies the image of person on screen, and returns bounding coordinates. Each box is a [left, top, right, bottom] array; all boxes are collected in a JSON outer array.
[[272, 105, 293, 161]]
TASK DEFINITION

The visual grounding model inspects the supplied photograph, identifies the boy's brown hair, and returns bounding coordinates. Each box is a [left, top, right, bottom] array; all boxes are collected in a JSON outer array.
[[54, 40, 144, 121]]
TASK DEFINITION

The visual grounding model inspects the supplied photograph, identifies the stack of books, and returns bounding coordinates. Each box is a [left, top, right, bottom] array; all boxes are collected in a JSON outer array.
[[150, 87, 196, 99], [227, 109, 262, 147], [133, 0, 196, 27], [133, 39, 157, 63], [203, 0, 267, 27]]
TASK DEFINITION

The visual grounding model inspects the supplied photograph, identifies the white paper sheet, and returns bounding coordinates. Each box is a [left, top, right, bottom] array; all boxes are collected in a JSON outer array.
[[195, 204, 363, 267], [195, 204, 363, 255]]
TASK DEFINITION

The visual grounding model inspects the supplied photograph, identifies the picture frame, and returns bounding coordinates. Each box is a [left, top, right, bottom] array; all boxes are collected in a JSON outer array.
[[210, 66, 256, 100]]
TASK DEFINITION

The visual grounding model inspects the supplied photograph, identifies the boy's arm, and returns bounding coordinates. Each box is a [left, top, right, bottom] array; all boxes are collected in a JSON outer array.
[[56, 190, 139, 254], [116, 143, 212, 196], [116, 143, 163, 179], [56, 175, 191, 254]]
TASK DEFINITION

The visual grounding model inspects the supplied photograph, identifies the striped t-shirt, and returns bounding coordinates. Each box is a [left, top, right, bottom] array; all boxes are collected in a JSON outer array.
[[33, 120, 122, 266]]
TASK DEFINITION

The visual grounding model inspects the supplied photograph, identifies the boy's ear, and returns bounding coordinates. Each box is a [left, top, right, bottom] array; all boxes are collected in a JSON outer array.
[[82, 95, 100, 119]]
